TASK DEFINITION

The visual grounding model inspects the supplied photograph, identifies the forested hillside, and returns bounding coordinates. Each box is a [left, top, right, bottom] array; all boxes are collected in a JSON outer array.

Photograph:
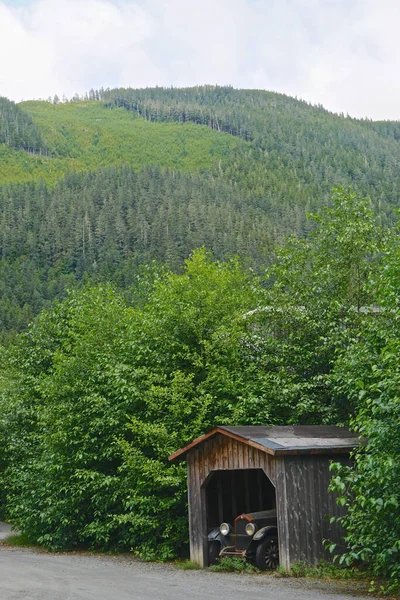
[[103, 86, 400, 218], [1, 85, 400, 336], [0, 167, 274, 334]]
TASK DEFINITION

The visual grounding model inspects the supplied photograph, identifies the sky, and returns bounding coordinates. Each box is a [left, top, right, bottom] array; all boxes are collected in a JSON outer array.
[[0, 0, 399, 120]]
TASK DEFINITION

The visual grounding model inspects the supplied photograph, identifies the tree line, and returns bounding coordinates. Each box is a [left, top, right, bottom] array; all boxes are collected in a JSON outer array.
[[0, 97, 49, 155], [0, 165, 322, 339]]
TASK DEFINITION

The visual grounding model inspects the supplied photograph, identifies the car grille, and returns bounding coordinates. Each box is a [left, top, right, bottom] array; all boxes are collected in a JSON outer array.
[[235, 519, 250, 551]]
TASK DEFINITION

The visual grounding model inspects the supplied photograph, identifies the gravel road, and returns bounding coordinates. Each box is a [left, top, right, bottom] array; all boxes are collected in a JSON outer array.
[[0, 542, 374, 600], [0, 522, 14, 540]]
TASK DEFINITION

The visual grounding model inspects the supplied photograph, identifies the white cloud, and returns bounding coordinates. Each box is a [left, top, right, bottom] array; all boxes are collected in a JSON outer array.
[[0, 0, 159, 100], [0, 0, 399, 119]]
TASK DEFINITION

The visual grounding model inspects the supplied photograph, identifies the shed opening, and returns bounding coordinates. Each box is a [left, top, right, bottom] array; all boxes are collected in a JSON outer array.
[[204, 468, 276, 529]]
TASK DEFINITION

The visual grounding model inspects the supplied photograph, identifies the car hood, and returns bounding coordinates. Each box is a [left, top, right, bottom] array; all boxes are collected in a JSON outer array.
[[245, 509, 277, 520]]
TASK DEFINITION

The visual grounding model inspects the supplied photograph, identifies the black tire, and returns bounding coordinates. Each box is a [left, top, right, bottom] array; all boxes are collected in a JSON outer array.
[[255, 537, 279, 570], [208, 541, 221, 566]]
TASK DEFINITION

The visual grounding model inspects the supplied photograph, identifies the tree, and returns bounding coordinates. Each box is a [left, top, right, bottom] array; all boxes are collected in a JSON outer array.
[[235, 188, 386, 425], [329, 236, 400, 593]]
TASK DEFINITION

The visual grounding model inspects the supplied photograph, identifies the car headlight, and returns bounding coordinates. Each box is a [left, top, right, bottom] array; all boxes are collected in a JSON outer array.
[[253, 526, 267, 540], [245, 522, 257, 536], [220, 523, 231, 536]]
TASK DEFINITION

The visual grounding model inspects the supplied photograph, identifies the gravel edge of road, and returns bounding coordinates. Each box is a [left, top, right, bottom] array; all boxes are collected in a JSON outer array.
[[0, 539, 378, 598]]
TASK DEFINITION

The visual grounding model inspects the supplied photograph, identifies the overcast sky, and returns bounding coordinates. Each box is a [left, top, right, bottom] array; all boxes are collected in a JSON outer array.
[[0, 0, 398, 120]]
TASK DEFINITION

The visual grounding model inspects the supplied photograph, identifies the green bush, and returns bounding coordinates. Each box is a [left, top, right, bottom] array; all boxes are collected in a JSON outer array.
[[209, 556, 259, 573], [329, 242, 400, 595]]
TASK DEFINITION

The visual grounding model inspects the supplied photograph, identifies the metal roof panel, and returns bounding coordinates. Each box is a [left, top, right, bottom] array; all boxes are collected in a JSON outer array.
[[169, 425, 360, 461]]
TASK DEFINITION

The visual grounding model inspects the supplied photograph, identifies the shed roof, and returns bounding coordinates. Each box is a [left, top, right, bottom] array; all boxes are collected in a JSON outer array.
[[168, 425, 360, 461]]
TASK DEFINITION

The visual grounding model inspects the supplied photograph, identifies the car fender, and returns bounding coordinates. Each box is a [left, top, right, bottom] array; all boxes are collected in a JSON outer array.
[[253, 525, 278, 541], [246, 525, 278, 554], [207, 528, 228, 546]]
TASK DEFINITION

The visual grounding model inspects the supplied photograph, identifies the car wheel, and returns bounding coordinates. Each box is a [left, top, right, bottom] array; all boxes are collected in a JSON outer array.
[[255, 537, 279, 570], [208, 541, 221, 566]]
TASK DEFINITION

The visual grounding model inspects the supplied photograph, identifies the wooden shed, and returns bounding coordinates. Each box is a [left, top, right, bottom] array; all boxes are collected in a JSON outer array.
[[169, 425, 359, 569]]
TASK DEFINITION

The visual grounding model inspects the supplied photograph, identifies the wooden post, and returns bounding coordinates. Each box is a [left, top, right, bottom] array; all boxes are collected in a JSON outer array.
[[275, 457, 291, 571], [188, 452, 208, 567]]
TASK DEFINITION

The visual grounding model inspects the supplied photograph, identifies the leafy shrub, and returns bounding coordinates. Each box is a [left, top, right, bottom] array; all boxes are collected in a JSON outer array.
[[285, 561, 366, 580], [209, 556, 259, 573], [329, 243, 400, 595]]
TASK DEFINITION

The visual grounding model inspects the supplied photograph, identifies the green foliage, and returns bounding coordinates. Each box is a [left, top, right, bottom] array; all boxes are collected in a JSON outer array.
[[0, 89, 399, 584], [1, 533, 36, 548], [208, 556, 259, 573], [1, 284, 191, 555], [1, 190, 391, 562], [1, 189, 391, 564], [0, 251, 261, 556], [328, 238, 400, 594], [233, 188, 385, 425], [283, 560, 367, 580]]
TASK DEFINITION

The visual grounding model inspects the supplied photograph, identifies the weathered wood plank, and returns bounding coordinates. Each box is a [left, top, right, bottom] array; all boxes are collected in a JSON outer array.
[[275, 456, 290, 570]]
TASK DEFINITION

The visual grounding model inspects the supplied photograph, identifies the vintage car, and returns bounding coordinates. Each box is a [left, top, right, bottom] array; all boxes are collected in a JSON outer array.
[[207, 508, 279, 569]]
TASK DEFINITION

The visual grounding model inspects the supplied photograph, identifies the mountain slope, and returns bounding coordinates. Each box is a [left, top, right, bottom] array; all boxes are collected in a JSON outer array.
[[103, 86, 400, 222], [1, 86, 400, 337]]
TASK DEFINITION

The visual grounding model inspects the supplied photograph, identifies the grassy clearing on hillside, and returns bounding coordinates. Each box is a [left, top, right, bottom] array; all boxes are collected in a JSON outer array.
[[0, 143, 77, 185], [0, 101, 241, 185]]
